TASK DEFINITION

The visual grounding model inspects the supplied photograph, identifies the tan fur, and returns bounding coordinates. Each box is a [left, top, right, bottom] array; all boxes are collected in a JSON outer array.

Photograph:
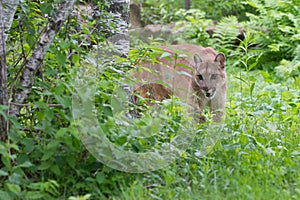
[[133, 83, 172, 105], [132, 44, 226, 122]]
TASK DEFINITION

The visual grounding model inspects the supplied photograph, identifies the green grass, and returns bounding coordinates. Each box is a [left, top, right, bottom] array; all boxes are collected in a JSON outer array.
[[110, 67, 300, 200]]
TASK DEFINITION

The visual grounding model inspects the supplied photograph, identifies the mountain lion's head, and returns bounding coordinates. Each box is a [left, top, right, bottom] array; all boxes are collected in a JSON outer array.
[[192, 53, 226, 100]]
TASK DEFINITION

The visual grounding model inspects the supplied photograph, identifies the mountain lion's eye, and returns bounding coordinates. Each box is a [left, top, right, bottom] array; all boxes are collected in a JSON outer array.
[[198, 74, 203, 80], [211, 74, 218, 80]]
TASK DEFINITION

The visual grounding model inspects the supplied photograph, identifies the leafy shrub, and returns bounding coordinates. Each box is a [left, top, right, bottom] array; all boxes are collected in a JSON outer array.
[[139, 0, 257, 24], [176, 0, 299, 72], [192, 0, 257, 21], [140, 0, 187, 24], [245, 0, 300, 70]]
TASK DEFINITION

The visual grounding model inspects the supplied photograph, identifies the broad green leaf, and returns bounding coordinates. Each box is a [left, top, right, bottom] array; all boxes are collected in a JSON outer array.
[[0, 170, 8, 176], [50, 165, 61, 176], [40, 3, 53, 15], [54, 94, 71, 108], [0, 190, 12, 200], [0, 142, 7, 155], [38, 161, 52, 170], [6, 183, 21, 193], [47, 140, 60, 150], [25, 191, 46, 199], [18, 161, 33, 168], [66, 156, 76, 168], [96, 173, 105, 184], [55, 128, 68, 138], [22, 139, 35, 153], [160, 52, 172, 59], [57, 52, 67, 66], [72, 54, 80, 65]]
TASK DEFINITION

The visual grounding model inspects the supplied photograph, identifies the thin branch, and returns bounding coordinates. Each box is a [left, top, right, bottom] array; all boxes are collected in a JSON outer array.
[[9, 0, 76, 118]]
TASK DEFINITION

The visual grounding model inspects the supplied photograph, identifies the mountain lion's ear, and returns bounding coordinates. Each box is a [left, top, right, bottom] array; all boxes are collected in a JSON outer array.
[[215, 53, 226, 69], [194, 54, 202, 67]]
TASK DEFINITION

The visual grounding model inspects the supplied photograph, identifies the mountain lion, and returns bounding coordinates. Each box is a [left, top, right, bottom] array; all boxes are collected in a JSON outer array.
[[132, 44, 226, 122]]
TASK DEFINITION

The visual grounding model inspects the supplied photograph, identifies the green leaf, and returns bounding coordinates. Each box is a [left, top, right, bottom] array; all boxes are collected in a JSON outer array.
[[55, 128, 68, 138], [0, 142, 7, 155], [62, 135, 75, 150], [6, 183, 21, 193], [54, 94, 71, 108], [38, 161, 52, 170], [0, 170, 9, 176], [160, 52, 172, 59], [177, 70, 192, 78], [0, 190, 12, 200], [246, 1, 259, 9], [54, 84, 65, 95], [57, 52, 67, 66], [59, 41, 69, 50], [0, 105, 9, 120], [47, 140, 60, 150], [72, 54, 80, 65], [22, 139, 35, 153], [50, 165, 61, 176], [66, 156, 76, 168], [41, 141, 59, 161], [25, 191, 46, 199], [96, 173, 105, 184], [291, 151, 300, 156], [177, 54, 188, 58], [9, 173, 23, 185], [18, 161, 33, 168], [45, 108, 54, 120], [68, 194, 92, 200], [40, 3, 53, 15], [250, 82, 255, 96]]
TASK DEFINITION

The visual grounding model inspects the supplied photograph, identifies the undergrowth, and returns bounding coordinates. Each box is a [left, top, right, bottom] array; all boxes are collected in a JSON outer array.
[[0, 0, 299, 199]]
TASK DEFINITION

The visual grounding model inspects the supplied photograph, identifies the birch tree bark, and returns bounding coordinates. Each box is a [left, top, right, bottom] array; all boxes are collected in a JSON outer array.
[[106, 0, 131, 100], [0, 1, 8, 140], [2, 0, 19, 41], [9, 0, 76, 119], [107, 0, 130, 57], [0, 0, 19, 140]]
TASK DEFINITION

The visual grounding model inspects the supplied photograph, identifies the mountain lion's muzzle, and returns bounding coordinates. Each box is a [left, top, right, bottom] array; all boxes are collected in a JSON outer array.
[[201, 87, 216, 99]]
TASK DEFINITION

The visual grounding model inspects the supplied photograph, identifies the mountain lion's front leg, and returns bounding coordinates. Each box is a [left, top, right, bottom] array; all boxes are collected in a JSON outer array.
[[195, 98, 208, 123], [210, 92, 226, 122]]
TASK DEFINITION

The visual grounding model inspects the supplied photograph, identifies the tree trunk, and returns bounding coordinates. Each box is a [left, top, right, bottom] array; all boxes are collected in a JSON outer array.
[[107, 0, 130, 57], [9, 0, 76, 118], [185, 0, 190, 10], [0, 0, 9, 140], [106, 0, 131, 98], [2, 0, 19, 41]]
